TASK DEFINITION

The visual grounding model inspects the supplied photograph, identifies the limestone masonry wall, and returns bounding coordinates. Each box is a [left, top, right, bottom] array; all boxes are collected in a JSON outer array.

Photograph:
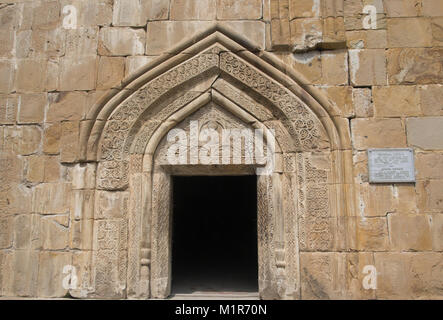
[[0, 0, 442, 299]]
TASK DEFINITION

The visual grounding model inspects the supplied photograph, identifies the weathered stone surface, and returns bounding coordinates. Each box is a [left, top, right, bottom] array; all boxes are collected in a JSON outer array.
[[300, 252, 375, 300], [125, 56, 156, 77], [15, 59, 47, 93], [346, 30, 387, 49], [355, 217, 389, 251], [373, 85, 421, 117], [99, 27, 146, 56], [384, 0, 421, 17], [351, 118, 406, 150], [60, 121, 80, 163], [4, 126, 42, 156], [290, 18, 323, 52], [419, 85, 443, 116], [64, 28, 98, 58], [417, 180, 443, 212], [375, 253, 443, 299], [319, 86, 354, 117], [387, 18, 432, 48], [59, 56, 98, 91], [277, 51, 322, 84], [353, 88, 373, 118], [321, 50, 348, 85], [289, 0, 321, 19], [97, 57, 125, 90], [113, 0, 169, 25], [0, 60, 14, 94], [146, 21, 266, 54], [0, 94, 18, 124], [388, 214, 433, 251], [387, 48, 443, 85], [17, 93, 47, 124], [431, 214, 443, 251], [349, 49, 386, 86], [33, 183, 71, 215], [47, 92, 87, 122], [43, 123, 62, 155], [406, 117, 443, 150], [217, 0, 263, 20], [171, 0, 217, 20], [37, 251, 71, 298], [416, 152, 443, 180], [432, 17, 443, 47], [422, 0, 443, 17]]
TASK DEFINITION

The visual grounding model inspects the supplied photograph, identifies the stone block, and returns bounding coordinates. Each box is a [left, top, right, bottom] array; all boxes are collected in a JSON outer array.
[[146, 21, 266, 54], [290, 18, 323, 52], [71, 190, 95, 221], [125, 56, 156, 77], [98, 27, 146, 56], [0, 94, 18, 124], [47, 92, 87, 122], [351, 118, 406, 150], [417, 180, 443, 212], [0, 217, 13, 249], [70, 218, 93, 250], [289, 0, 320, 19], [0, 60, 14, 94], [407, 117, 443, 150], [373, 86, 420, 117], [32, 0, 61, 30], [171, 0, 216, 20], [11, 250, 39, 297], [349, 49, 386, 86], [319, 86, 354, 118], [321, 50, 348, 85], [276, 51, 322, 84], [60, 121, 80, 163], [33, 183, 71, 214], [345, 30, 387, 49], [387, 18, 432, 48], [60, 0, 113, 27], [59, 56, 98, 91], [356, 217, 389, 251], [72, 163, 97, 190], [216, 0, 263, 20], [113, 0, 169, 26], [17, 93, 47, 124], [26, 155, 45, 183], [43, 123, 62, 155], [384, 0, 421, 17], [37, 251, 72, 298], [95, 191, 129, 219], [0, 29, 14, 57], [15, 58, 48, 93], [431, 214, 443, 251], [15, 126, 42, 155], [64, 28, 99, 58], [416, 152, 443, 180], [419, 85, 443, 116], [431, 17, 443, 46], [375, 253, 443, 299], [387, 48, 443, 85], [388, 214, 432, 251], [97, 57, 125, 90], [422, 0, 443, 17], [39, 215, 70, 250], [353, 88, 373, 118], [300, 252, 376, 300]]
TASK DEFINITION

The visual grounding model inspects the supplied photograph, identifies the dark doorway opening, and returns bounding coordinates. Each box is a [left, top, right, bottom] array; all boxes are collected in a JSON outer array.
[[171, 175, 258, 294]]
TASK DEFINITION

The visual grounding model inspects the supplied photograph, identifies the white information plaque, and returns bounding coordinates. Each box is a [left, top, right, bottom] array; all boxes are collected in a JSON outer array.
[[368, 149, 415, 183]]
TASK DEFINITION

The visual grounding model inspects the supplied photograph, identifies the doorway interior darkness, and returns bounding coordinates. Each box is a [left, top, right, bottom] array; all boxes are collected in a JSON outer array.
[[171, 175, 258, 295]]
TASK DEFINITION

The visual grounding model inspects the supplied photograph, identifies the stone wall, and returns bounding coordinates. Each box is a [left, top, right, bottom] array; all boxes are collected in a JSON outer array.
[[0, 0, 442, 299]]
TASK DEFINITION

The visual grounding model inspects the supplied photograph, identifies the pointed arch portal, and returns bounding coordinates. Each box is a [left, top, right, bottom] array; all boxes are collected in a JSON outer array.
[[77, 24, 353, 300]]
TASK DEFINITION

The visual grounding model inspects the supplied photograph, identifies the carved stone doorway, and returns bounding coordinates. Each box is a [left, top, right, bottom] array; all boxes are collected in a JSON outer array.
[[171, 175, 258, 296]]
